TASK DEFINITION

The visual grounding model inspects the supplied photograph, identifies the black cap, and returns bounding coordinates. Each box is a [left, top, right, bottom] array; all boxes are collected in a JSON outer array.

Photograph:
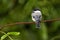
[[33, 8, 40, 11]]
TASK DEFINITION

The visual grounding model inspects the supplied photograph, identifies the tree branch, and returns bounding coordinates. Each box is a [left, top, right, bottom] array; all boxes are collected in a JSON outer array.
[[0, 18, 60, 30]]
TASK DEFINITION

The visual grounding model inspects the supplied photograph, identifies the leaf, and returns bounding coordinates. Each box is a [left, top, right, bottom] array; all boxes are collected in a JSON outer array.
[[7, 32, 20, 36], [1, 34, 8, 40]]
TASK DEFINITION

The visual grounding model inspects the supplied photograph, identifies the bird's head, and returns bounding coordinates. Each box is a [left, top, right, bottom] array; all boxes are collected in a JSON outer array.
[[33, 8, 40, 11], [33, 15, 40, 22]]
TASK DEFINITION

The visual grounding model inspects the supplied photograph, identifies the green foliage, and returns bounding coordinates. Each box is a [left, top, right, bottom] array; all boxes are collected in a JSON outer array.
[[7, 32, 20, 36], [0, 0, 60, 40], [1, 34, 8, 40], [0, 31, 20, 40], [0, 0, 15, 14]]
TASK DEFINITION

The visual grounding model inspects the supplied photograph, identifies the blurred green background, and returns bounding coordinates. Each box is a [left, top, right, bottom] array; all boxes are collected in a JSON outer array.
[[0, 0, 60, 40]]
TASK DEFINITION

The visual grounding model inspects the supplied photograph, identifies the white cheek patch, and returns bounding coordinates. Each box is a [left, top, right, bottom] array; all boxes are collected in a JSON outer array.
[[32, 17, 36, 22]]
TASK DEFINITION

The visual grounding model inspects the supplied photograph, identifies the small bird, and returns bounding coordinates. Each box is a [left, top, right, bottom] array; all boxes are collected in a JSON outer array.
[[31, 8, 42, 29]]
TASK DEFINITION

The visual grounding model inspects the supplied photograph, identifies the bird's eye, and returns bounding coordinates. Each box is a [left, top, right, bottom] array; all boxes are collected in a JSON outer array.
[[33, 16, 35, 18]]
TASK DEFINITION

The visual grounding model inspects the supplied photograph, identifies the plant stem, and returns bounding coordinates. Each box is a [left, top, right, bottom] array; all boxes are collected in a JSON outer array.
[[0, 31, 13, 40], [41, 23, 48, 40]]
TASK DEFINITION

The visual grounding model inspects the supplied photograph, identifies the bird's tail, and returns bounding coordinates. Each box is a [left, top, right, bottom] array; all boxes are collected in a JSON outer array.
[[36, 21, 40, 29]]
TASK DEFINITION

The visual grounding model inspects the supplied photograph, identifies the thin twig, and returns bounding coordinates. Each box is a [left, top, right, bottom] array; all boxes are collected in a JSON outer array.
[[0, 18, 60, 30]]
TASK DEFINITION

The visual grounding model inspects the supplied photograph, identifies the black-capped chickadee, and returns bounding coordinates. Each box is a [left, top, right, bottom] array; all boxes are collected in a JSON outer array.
[[31, 8, 42, 29]]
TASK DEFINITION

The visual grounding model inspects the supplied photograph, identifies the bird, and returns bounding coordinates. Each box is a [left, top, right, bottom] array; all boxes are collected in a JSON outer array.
[[31, 8, 42, 29]]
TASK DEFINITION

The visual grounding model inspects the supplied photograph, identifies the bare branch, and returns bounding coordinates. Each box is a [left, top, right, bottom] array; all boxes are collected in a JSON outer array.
[[0, 18, 60, 30]]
